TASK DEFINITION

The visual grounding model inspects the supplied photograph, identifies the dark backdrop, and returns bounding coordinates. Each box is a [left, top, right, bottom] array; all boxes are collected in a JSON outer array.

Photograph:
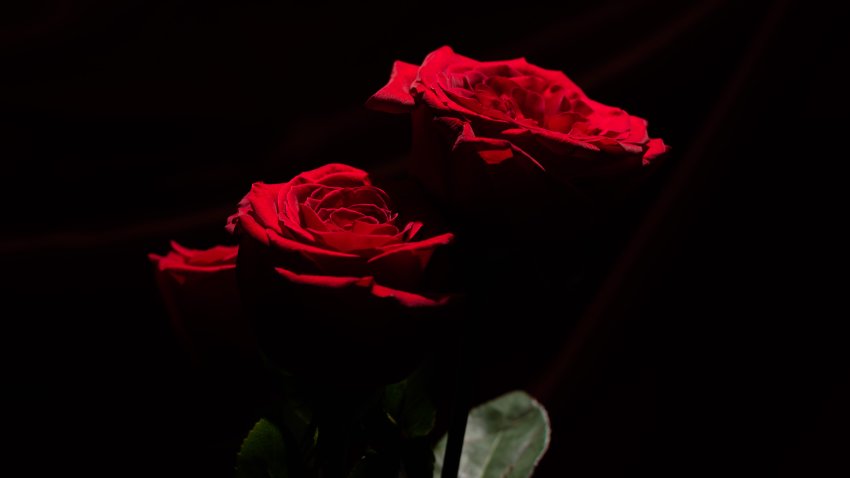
[[2, 1, 846, 476]]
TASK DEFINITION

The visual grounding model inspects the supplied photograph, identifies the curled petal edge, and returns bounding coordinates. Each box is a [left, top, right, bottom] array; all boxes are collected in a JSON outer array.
[[642, 138, 670, 165], [274, 266, 450, 308], [445, 119, 546, 171], [366, 61, 420, 113]]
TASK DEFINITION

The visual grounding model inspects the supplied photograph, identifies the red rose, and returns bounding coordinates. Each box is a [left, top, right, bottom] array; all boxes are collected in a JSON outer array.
[[369, 47, 671, 395], [228, 163, 454, 384], [367, 46, 669, 220], [149, 242, 256, 364]]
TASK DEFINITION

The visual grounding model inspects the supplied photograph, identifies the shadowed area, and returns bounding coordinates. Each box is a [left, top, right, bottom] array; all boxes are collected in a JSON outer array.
[[1, 1, 846, 476]]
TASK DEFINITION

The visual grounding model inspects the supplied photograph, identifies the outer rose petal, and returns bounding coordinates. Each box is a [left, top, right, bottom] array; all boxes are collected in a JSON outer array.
[[366, 61, 420, 113], [414, 46, 490, 119], [309, 230, 401, 254], [370, 284, 450, 308], [297, 163, 371, 187], [245, 182, 284, 233], [623, 115, 651, 145], [368, 232, 454, 290], [274, 266, 372, 288], [266, 229, 366, 275], [408, 111, 557, 216], [169, 241, 238, 264], [266, 230, 361, 260], [149, 242, 254, 364], [227, 184, 283, 242], [235, 214, 271, 245], [275, 266, 450, 308], [436, 117, 552, 197], [643, 138, 670, 165], [451, 120, 544, 170], [148, 241, 237, 284], [502, 126, 600, 154]]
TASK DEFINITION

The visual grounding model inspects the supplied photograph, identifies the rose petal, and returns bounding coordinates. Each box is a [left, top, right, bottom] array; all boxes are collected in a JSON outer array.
[[401, 221, 423, 241], [369, 232, 454, 270], [366, 60, 420, 113], [169, 241, 239, 265], [333, 206, 388, 226], [452, 121, 544, 170], [245, 182, 284, 233], [275, 266, 373, 288], [502, 57, 586, 97], [275, 188, 317, 242], [150, 260, 237, 277], [370, 284, 450, 308], [415, 47, 487, 117], [285, 184, 318, 224], [274, 266, 449, 308], [235, 213, 271, 245], [642, 138, 670, 165], [351, 221, 398, 236], [151, 243, 250, 363], [368, 232, 454, 288], [543, 112, 584, 134], [300, 202, 331, 232], [311, 230, 402, 254], [623, 115, 650, 145], [149, 242, 238, 284], [316, 187, 390, 212], [299, 163, 371, 187], [267, 230, 359, 260], [503, 125, 601, 153]]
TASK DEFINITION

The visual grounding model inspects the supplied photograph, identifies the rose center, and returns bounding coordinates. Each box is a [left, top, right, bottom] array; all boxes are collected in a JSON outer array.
[[442, 66, 596, 134], [308, 185, 397, 232]]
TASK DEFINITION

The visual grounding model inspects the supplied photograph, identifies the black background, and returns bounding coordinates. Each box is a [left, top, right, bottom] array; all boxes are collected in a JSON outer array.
[[2, 0, 847, 476]]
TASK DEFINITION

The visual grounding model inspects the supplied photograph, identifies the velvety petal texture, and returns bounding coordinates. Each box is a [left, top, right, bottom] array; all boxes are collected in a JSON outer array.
[[149, 241, 238, 282], [227, 163, 453, 308], [149, 243, 255, 363], [368, 46, 670, 201]]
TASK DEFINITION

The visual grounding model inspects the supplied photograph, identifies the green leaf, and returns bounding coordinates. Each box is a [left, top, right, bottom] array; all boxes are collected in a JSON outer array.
[[236, 419, 290, 478], [384, 370, 436, 438], [432, 391, 550, 478]]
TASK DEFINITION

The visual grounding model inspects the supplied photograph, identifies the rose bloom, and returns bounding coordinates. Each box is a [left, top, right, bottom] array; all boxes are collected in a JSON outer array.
[[368, 46, 669, 230], [229, 163, 454, 384], [149, 242, 256, 364], [370, 47, 671, 396]]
